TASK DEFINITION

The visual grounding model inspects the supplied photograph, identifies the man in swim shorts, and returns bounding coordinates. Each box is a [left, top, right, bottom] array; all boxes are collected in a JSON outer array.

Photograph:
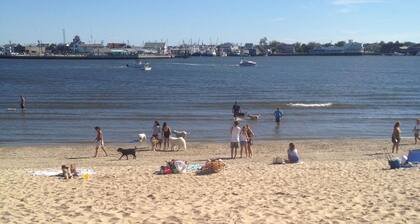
[[94, 126, 108, 157]]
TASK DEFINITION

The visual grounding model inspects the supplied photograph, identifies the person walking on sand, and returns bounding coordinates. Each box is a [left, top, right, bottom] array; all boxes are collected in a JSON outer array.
[[162, 122, 171, 150], [274, 108, 283, 124], [391, 122, 401, 153], [230, 121, 241, 159], [246, 124, 255, 158], [20, 96, 26, 110], [413, 119, 420, 144], [94, 126, 108, 157], [239, 126, 249, 158]]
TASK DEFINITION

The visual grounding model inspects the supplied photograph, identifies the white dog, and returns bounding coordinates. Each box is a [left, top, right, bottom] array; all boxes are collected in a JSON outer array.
[[138, 133, 147, 143], [247, 114, 261, 120], [169, 136, 187, 151], [172, 130, 188, 138]]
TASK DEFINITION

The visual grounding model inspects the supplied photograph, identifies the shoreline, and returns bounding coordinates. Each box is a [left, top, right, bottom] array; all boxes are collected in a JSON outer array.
[[1, 136, 416, 148]]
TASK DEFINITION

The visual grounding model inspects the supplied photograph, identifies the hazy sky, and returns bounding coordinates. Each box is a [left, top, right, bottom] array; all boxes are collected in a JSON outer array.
[[1, 0, 420, 45]]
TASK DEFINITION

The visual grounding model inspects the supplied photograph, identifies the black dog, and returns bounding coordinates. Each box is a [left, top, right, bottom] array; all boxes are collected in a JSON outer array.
[[117, 148, 136, 160]]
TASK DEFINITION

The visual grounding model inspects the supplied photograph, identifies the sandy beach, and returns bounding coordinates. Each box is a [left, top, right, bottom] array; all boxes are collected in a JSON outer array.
[[0, 139, 419, 223]]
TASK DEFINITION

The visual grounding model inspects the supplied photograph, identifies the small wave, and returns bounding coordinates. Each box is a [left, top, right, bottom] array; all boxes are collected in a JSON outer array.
[[170, 62, 216, 67], [287, 103, 333, 108]]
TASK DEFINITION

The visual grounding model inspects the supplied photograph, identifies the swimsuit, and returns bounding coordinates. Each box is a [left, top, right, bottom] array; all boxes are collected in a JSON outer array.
[[164, 129, 171, 138]]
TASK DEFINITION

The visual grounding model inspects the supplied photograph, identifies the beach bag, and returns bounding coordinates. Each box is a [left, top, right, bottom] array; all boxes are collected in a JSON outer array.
[[388, 158, 401, 169], [160, 166, 172, 174], [174, 160, 187, 173], [273, 157, 285, 164]]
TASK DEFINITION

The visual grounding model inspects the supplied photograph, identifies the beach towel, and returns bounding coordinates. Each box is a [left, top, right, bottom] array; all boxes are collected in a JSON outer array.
[[77, 169, 96, 175], [32, 170, 62, 176], [187, 163, 202, 172], [32, 169, 95, 177]]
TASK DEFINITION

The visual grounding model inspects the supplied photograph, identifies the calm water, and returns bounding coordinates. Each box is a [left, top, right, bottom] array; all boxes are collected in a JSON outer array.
[[0, 57, 419, 145]]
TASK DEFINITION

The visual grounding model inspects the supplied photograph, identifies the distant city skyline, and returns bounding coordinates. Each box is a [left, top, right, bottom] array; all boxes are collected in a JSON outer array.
[[1, 0, 420, 45]]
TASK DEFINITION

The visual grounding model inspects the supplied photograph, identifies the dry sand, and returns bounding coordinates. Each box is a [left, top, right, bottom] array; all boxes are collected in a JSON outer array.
[[0, 139, 419, 224]]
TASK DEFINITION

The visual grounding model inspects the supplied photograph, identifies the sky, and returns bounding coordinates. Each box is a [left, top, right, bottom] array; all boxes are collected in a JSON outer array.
[[1, 0, 420, 45]]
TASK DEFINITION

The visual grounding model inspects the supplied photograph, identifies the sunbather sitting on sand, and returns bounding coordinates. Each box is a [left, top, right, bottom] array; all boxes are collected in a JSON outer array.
[[287, 143, 300, 163]]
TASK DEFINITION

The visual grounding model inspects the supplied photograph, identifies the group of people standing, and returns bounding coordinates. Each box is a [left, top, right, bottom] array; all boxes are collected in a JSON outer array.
[[230, 121, 255, 159], [152, 121, 172, 150], [391, 119, 420, 153], [229, 102, 284, 160]]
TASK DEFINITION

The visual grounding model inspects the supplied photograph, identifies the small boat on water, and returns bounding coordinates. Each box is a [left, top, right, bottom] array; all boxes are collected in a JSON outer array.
[[127, 61, 152, 71], [239, 59, 256, 66], [142, 63, 152, 71]]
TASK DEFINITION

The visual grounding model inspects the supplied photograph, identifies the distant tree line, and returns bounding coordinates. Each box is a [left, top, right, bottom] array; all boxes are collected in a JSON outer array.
[[256, 37, 420, 55]]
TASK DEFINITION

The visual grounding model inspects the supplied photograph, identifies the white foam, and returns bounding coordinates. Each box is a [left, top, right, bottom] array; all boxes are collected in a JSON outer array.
[[287, 103, 333, 108]]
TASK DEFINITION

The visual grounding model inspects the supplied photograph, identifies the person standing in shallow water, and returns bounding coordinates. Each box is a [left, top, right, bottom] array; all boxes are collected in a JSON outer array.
[[20, 96, 26, 110], [274, 108, 283, 124], [94, 126, 108, 157], [232, 101, 241, 117], [391, 122, 401, 153]]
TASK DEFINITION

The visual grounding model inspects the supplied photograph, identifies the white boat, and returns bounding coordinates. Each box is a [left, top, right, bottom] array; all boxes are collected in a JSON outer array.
[[239, 59, 256, 66], [142, 63, 152, 71]]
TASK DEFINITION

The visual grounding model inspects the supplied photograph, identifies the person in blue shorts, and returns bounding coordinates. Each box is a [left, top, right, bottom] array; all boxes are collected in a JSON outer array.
[[274, 108, 283, 123]]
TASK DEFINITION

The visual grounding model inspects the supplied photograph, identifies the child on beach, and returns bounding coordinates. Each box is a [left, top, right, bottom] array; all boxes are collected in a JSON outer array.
[[391, 122, 401, 153], [287, 143, 300, 163], [413, 119, 420, 144], [239, 126, 249, 158], [162, 122, 171, 150], [230, 121, 241, 159], [151, 121, 161, 151], [94, 127, 108, 157], [246, 124, 255, 158]]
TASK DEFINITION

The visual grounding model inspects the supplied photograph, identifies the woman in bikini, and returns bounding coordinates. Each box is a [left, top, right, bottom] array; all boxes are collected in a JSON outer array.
[[239, 126, 249, 158], [391, 121, 401, 153], [162, 122, 172, 150], [245, 124, 255, 158]]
